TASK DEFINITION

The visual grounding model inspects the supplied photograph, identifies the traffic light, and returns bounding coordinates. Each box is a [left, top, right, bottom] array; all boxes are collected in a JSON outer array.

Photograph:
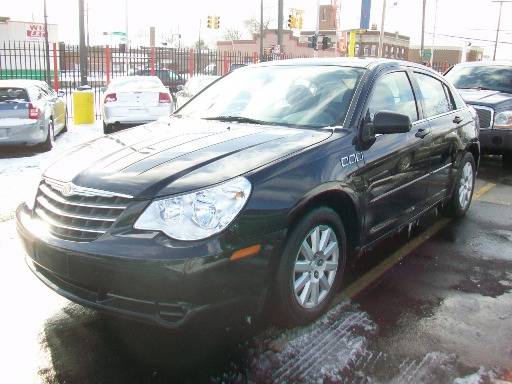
[[322, 36, 332, 50], [287, 14, 296, 29], [308, 34, 318, 50], [207, 15, 220, 29]]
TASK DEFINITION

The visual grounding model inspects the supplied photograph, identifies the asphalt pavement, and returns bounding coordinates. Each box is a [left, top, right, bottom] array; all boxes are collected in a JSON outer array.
[[1, 156, 511, 384]]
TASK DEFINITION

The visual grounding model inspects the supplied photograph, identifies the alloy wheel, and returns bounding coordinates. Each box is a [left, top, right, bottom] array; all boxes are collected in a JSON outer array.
[[458, 162, 473, 210], [293, 225, 339, 309]]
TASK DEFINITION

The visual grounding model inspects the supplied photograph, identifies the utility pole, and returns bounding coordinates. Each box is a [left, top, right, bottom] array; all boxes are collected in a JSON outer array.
[[78, 0, 88, 85], [420, 0, 426, 61], [430, 0, 438, 66], [260, 0, 264, 61], [492, 0, 511, 60], [124, 0, 129, 47], [86, 0, 90, 47], [43, 0, 51, 85], [277, 0, 283, 51], [378, 0, 386, 57]]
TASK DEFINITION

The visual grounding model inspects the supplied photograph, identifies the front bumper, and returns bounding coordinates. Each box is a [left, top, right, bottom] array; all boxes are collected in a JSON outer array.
[[0, 119, 46, 145], [16, 205, 285, 328], [479, 129, 512, 155]]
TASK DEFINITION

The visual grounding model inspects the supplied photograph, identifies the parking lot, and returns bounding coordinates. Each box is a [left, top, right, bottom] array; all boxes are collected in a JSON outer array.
[[0, 126, 510, 383]]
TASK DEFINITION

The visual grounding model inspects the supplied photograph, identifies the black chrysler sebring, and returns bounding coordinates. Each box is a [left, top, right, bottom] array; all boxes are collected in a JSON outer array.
[[17, 58, 480, 328]]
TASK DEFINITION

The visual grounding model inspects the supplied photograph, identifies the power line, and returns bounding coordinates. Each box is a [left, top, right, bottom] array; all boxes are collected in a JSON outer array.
[[425, 31, 512, 45]]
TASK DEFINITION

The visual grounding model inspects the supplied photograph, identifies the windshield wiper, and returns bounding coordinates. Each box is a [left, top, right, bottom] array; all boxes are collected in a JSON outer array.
[[203, 115, 278, 125], [458, 86, 497, 91]]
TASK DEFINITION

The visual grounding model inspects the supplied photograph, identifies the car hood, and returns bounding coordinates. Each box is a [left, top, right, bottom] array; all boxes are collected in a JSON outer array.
[[44, 118, 332, 198], [458, 88, 512, 108]]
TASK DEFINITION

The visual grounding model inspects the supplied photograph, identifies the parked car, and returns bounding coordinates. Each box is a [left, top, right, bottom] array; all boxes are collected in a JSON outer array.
[[175, 75, 220, 109], [134, 69, 186, 93], [17, 58, 479, 329], [0, 79, 67, 151], [445, 61, 512, 163], [101, 76, 174, 134]]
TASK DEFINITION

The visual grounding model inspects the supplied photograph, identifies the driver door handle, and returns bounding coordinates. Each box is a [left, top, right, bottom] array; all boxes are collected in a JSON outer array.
[[415, 127, 431, 139], [453, 116, 463, 124]]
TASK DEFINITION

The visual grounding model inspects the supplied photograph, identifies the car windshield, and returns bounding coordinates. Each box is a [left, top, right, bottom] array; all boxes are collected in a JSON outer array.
[[445, 65, 512, 94], [186, 77, 218, 94], [111, 76, 163, 90], [177, 65, 365, 128], [0, 87, 29, 103]]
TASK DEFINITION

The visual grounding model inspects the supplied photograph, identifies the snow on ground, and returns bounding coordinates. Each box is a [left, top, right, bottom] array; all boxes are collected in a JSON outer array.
[[214, 302, 511, 383], [0, 119, 103, 221]]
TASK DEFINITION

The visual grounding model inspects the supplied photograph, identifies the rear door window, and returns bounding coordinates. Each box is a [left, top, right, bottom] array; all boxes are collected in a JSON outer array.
[[414, 73, 451, 117]]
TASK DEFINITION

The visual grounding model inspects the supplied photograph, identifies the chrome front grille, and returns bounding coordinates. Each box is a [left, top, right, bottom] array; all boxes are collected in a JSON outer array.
[[473, 105, 494, 129], [34, 179, 132, 242]]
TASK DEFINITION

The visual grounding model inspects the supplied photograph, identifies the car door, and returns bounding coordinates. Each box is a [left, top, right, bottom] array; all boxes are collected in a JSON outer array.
[[359, 69, 432, 243], [412, 71, 464, 204]]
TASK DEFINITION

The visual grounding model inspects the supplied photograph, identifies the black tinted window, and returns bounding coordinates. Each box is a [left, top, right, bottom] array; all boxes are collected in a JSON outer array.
[[415, 73, 451, 117], [367, 71, 418, 122], [445, 65, 512, 94], [0, 87, 29, 102]]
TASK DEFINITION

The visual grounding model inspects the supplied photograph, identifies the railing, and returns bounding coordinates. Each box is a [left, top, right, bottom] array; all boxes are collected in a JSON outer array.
[[1, 41, 311, 119]]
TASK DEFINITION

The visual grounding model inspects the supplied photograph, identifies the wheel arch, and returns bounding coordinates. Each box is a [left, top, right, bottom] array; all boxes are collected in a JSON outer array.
[[287, 184, 363, 260]]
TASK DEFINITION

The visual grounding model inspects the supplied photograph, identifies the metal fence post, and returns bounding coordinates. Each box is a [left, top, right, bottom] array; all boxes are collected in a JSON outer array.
[[52, 42, 59, 91]]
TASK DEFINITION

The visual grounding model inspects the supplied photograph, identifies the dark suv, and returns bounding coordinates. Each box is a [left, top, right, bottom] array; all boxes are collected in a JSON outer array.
[[17, 59, 479, 328], [445, 61, 512, 163]]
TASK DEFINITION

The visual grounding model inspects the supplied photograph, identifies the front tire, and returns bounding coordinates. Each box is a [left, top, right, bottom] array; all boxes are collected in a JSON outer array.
[[440, 152, 476, 218], [274, 207, 347, 326]]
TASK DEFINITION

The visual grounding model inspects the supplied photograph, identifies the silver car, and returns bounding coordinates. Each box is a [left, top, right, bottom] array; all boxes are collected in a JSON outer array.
[[101, 76, 174, 134], [0, 80, 67, 151]]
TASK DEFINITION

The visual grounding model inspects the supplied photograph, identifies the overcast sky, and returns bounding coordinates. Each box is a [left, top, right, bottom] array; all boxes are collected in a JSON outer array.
[[3, 0, 512, 59]]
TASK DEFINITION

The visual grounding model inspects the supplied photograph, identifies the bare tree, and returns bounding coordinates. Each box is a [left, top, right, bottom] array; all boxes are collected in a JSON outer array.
[[223, 28, 243, 41], [244, 17, 272, 36]]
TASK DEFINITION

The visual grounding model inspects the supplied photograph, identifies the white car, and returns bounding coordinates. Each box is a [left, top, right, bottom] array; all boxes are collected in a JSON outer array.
[[101, 76, 174, 134], [175, 75, 220, 109]]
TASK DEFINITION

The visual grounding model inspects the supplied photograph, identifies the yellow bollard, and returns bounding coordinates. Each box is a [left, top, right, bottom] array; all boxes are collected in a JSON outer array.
[[72, 87, 95, 125]]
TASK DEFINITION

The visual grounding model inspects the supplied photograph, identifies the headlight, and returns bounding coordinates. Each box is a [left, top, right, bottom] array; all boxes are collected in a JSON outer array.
[[24, 178, 41, 210], [134, 177, 251, 241], [494, 110, 512, 129]]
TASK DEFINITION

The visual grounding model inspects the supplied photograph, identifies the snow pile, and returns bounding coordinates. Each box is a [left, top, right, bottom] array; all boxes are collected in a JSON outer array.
[[0, 120, 103, 221]]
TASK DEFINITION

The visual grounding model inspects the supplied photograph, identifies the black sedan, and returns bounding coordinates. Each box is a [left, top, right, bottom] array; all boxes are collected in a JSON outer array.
[[445, 61, 512, 163], [17, 58, 479, 328]]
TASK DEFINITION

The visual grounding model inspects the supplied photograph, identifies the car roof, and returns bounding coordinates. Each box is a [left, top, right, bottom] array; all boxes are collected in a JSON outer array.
[[451, 60, 512, 68], [251, 57, 433, 71], [0, 79, 47, 88]]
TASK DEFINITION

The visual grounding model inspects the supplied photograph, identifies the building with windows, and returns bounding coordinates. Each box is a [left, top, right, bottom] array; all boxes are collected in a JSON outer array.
[[345, 29, 410, 59]]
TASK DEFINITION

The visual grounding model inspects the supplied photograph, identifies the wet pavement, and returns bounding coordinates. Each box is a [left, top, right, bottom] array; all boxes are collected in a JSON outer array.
[[1, 156, 511, 383]]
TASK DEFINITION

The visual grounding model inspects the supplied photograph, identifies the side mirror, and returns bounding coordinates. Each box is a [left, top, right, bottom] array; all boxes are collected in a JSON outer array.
[[57, 90, 65, 98], [373, 111, 412, 135], [176, 85, 184, 91]]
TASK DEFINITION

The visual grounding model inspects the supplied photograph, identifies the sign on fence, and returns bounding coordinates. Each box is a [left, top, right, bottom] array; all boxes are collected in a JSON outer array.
[[26, 23, 48, 40]]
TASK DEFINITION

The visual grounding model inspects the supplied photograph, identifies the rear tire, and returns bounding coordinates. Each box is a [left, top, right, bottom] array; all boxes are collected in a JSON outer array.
[[440, 152, 476, 218], [40, 118, 55, 152], [273, 207, 347, 326], [103, 122, 112, 134]]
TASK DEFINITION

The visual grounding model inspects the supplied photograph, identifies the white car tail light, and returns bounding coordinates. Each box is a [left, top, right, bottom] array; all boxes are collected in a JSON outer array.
[[159, 92, 171, 103], [104, 93, 117, 103], [28, 103, 40, 119]]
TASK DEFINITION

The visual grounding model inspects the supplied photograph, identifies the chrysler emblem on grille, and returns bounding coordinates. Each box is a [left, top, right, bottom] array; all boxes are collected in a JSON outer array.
[[61, 183, 75, 197]]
